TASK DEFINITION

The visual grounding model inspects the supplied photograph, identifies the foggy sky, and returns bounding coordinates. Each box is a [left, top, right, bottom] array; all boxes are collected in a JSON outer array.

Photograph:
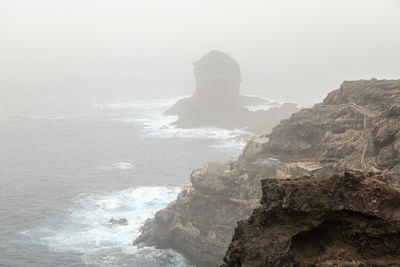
[[1, 0, 399, 108]]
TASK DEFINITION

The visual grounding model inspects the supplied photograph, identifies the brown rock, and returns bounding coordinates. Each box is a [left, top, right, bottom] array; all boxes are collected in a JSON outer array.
[[222, 170, 400, 267]]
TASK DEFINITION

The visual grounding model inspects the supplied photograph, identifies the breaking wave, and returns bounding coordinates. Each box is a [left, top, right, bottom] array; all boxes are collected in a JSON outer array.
[[92, 96, 256, 155], [22, 186, 192, 267]]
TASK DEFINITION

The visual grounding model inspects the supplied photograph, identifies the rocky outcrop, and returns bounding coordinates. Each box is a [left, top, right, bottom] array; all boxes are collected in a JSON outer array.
[[223, 170, 400, 266], [166, 50, 298, 133], [135, 79, 400, 266], [244, 78, 400, 183], [134, 161, 268, 266], [223, 79, 400, 266]]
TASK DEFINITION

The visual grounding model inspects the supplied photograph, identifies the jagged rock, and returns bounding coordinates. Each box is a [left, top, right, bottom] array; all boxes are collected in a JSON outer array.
[[136, 79, 400, 266], [165, 51, 298, 133], [134, 162, 263, 266], [245, 79, 400, 182], [222, 170, 400, 266]]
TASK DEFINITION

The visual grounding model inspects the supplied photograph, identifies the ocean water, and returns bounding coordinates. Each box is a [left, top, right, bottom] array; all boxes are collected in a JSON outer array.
[[0, 96, 261, 267]]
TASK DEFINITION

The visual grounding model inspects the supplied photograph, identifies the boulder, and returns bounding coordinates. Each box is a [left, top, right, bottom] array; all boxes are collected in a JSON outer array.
[[108, 218, 128, 226]]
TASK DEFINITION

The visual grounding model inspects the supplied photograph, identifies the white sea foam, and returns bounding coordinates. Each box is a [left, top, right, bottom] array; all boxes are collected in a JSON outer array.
[[93, 96, 184, 132], [92, 96, 256, 155], [23, 186, 192, 267], [245, 103, 276, 112], [98, 162, 136, 171], [112, 162, 136, 170], [243, 95, 283, 112]]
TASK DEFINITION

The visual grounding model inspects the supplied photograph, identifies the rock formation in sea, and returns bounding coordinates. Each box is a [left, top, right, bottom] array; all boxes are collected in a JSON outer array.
[[135, 78, 400, 266], [222, 170, 400, 266], [165, 50, 298, 133]]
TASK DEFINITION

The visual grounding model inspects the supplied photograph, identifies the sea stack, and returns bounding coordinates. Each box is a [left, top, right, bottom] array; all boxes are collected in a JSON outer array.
[[165, 50, 298, 132], [135, 79, 400, 266], [192, 50, 241, 105]]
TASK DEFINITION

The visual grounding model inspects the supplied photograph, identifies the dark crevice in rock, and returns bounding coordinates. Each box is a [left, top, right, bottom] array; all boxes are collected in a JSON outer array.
[[222, 171, 400, 266]]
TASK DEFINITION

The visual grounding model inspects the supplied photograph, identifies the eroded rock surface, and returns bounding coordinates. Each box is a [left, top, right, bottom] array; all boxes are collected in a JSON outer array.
[[244, 78, 400, 183], [135, 79, 400, 266], [134, 161, 265, 266], [222, 170, 400, 266]]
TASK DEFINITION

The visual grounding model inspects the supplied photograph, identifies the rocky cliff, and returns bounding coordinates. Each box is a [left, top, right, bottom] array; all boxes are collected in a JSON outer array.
[[134, 160, 267, 266], [135, 79, 400, 266], [166, 50, 298, 133], [249, 78, 400, 183], [222, 170, 400, 266]]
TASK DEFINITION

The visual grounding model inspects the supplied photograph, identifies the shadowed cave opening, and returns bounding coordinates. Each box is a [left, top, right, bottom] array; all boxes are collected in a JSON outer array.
[[289, 211, 400, 265]]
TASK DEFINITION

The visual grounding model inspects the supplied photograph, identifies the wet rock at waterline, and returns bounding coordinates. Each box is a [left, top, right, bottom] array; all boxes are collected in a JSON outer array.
[[107, 218, 128, 226]]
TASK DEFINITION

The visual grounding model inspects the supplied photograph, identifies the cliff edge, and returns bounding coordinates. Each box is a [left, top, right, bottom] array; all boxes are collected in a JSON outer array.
[[222, 170, 400, 266], [135, 79, 400, 266], [134, 160, 265, 266], [248, 78, 400, 183]]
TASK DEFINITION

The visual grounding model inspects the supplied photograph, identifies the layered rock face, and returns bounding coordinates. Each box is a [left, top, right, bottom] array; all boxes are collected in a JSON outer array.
[[247, 79, 400, 183], [223, 170, 400, 266], [134, 161, 268, 266], [166, 51, 298, 132], [223, 79, 400, 266], [135, 79, 400, 266]]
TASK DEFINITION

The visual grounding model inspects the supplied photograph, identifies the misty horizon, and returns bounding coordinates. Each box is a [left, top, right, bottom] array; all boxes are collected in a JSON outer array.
[[1, 2, 400, 267], [1, 0, 399, 110]]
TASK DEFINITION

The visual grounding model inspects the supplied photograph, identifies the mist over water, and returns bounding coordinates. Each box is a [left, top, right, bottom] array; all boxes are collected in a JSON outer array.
[[1, 0, 399, 109], [1, 0, 399, 266], [0, 95, 257, 266]]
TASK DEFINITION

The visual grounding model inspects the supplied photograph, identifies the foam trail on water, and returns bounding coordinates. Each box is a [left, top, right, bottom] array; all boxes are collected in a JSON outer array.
[[23, 186, 192, 267], [93, 96, 184, 132], [92, 96, 257, 155], [112, 162, 135, 170], [242, 94, 283, 112]]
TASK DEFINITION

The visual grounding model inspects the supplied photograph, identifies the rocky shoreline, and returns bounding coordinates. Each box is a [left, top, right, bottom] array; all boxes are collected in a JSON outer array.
[[134, 78, 400, 266], [134, 160, 263, 266]]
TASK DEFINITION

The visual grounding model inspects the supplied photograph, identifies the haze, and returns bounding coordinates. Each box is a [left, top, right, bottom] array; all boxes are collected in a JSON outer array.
[[1, 0, 399, 111]]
